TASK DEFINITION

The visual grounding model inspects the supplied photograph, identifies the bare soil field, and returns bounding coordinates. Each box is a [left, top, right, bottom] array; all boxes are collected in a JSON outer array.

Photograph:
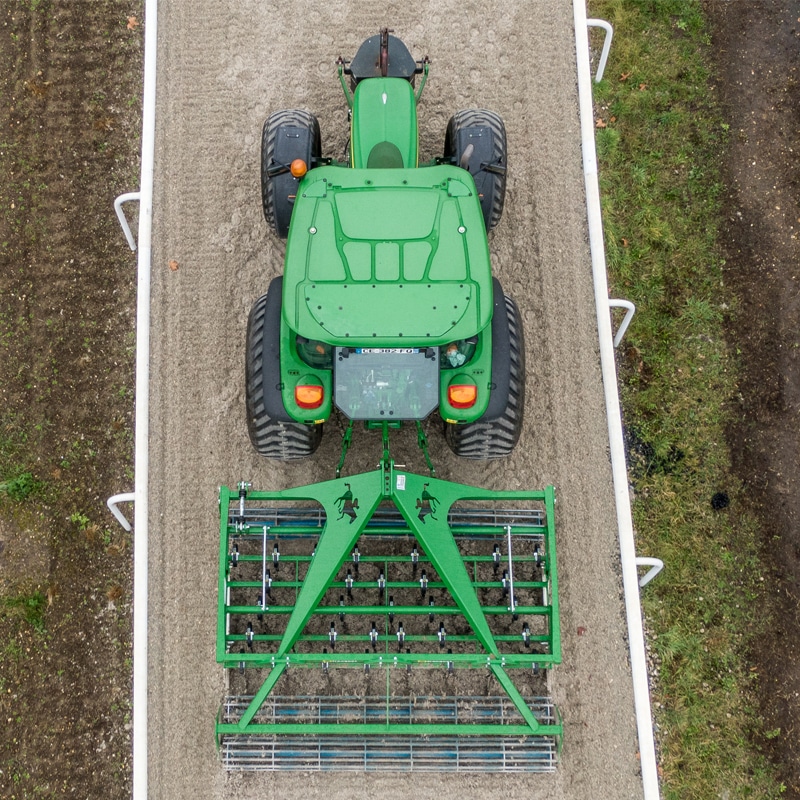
[[704, 0, 800, 795], [0, 2, 141, 798]]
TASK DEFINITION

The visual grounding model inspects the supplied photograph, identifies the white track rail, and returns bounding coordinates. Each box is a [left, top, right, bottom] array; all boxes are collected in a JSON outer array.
[[573, 2, 660, 798], [131, 1, 157, 798]]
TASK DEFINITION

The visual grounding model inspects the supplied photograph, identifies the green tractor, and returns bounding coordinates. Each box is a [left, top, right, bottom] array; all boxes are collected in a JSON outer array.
[[217, 32, 561, 773], [247, 28, 524, 461]]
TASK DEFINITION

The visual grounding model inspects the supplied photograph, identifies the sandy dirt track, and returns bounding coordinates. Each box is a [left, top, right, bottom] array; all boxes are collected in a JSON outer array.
[[147, 1, 644, 798]]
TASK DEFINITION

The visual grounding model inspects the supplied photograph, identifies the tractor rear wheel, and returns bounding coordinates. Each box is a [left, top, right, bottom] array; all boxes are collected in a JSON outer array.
[[445, 290, 525, 459], [261, 109, 321, 238], [444, 109, 507, 231], [246, 279, 323, 460]]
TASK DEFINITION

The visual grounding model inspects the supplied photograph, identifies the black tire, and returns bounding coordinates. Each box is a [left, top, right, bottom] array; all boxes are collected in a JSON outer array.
[[444, 109, 507, 231], [245, 279, 322, 460], [261, 109, 321, 238], [445, 289, 525, 459]]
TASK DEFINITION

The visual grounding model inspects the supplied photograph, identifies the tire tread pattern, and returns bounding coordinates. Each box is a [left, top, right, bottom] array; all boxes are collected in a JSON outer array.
[[245, 290, 322, 460], [445, 294, 525, 459]]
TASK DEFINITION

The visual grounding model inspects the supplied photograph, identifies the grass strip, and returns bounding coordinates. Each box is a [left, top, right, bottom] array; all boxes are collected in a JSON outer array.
[[589, 1, 782, 797]]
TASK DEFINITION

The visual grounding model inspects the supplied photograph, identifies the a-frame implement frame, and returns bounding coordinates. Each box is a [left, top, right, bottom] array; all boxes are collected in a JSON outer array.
[[216, 443, 562, 772]]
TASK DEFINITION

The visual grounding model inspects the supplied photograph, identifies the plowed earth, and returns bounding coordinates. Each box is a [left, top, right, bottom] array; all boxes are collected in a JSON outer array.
[[705, 0, 800, 795], [0, 2, 141, 798]]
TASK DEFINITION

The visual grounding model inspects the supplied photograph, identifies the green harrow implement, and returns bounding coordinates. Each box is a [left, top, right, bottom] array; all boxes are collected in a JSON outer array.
[[216, 428, 562, 772]]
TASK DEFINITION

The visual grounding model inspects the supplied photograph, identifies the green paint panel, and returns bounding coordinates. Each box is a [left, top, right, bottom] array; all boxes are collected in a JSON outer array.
[[351, 78, 418, 168], [283, 165, 492, 347], [336, 190, 438, 239], [304, 282, 477, 341]]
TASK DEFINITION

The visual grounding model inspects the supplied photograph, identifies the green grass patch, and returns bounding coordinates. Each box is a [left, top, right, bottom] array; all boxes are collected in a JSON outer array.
[[0, 472, 39, 501], [1, 591, 47, 634], [589, 1, 783, 797], [0, 414, 43, 503]]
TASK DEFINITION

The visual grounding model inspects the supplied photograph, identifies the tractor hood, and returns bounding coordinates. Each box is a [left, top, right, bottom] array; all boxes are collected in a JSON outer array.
[[282, 165, 493, 347]]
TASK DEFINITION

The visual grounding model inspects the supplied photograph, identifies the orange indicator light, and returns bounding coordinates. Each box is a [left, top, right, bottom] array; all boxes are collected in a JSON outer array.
[[295, 384, 324, 409], [290, 159, 308, 178], [448, 384, 477, 409]]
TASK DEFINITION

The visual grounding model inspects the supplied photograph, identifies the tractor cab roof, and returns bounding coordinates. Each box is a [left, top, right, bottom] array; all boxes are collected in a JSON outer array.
[[283, 164, 494, 347]]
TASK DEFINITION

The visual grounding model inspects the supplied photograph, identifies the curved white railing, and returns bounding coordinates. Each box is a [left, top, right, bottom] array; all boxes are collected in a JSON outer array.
[[106, 492, 135, 532], [586, 18, 614, 82], [131, 0, 157, 793], [610, 298, 636, 348], [113, 191, 141, 252], [106, 1, 159, 797], [636, 557, 665, 589]]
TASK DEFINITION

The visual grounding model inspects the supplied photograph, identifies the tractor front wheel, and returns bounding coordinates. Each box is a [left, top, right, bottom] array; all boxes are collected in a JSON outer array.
[[261, 109, 321, 238], [444, 109, 507, 232], [445, 290, 525, 459], [246, 279, 323, 460]]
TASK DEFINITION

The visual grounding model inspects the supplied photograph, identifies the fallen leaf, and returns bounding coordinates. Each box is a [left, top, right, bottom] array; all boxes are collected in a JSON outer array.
[[106, 541, 126, 557], [127, 16, 139, 30], [621, 237, 629, 247], [609, 116, 617, 123], [620, 71, 632, 81], [595, 118, 607, 129], [107, 584, 124, 602], [83, 524, 101, 544], [168, 259, 179, 271], [639, 83, 647, 91]]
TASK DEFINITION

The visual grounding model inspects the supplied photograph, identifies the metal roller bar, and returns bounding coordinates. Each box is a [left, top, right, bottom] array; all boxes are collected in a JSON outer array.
[[220, 733, 559, 772]]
